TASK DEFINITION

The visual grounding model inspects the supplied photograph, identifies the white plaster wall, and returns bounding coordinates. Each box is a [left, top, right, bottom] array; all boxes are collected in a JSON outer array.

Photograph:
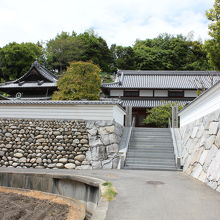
[[110, 90, 123, 97], [0, 104, 125, 125], [184, 90, 197, 97], [139, 90, 153, 97], [179, 82, 220, 126], [113, 105, 126, 125], [154, 90, 168, 97]]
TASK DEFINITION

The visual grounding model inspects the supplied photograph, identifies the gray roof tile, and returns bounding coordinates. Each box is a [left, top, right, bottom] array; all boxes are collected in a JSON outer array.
[[121, 99, 190, 107], [0, 99, 122, 105], [102, 70, 220, 89]]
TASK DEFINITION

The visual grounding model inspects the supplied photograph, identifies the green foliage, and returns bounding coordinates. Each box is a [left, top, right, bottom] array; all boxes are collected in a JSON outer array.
[[133, 34, 210, 70], [46, 30, 113, 73], [77, 30, 113, 72], [110, 44, 136, 70], [102, 182, 117, 201], [52, 61, 101, 100], [205, 0, 220, 70], [46, 31, 85, 73], [144, 104, 183, 128], [0, 42, 43, 81], [100, 72, 114, 83]]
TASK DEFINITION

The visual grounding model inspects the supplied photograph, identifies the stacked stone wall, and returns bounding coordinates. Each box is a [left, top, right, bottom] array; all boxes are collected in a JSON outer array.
[[180, 110, 220, 192], [0, 119, 123, 169]]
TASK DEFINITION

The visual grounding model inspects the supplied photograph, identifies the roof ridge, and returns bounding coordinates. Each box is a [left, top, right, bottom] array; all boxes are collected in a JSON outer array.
[[118, 70, 220, 75], [14, 61, 57, 83]]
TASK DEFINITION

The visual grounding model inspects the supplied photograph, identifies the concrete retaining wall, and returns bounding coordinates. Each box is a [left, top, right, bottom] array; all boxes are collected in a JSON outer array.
[[0, 169, 108, 220]]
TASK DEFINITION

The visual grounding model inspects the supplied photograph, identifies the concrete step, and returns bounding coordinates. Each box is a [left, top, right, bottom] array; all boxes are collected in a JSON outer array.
[[124, 127, 176, 170], [131, 138, 173, 143], [129, 144, 173, 148], [127, 152, 175, 159], [129, 143, 173, 147], [133, 128, 170, 131], [124, 164, 177, 171], [128, 151, 174, 156], [132, 132, 171, 136], [126, 158, 175, 163]]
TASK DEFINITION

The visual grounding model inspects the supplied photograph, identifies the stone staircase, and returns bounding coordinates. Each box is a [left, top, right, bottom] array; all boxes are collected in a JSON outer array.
[[124, 128, 177, 170]]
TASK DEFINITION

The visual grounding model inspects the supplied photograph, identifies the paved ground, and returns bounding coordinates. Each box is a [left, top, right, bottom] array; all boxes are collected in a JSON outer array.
[[1, 168, 220, 220]]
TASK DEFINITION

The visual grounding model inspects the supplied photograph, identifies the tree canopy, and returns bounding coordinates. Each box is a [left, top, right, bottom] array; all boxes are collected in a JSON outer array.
[[0, 27, 215, 83], [133, 34, 210, 70], [52, 61, 101, 100], [46, 30, 113, 73], [0, 42, 43, 81], [205, 0, 220, 70], [46, 31, 85, 73]]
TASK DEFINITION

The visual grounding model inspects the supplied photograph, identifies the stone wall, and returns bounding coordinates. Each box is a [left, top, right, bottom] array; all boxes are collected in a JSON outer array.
[[0, 119, 123, 170], [180, 110, 220, 192]]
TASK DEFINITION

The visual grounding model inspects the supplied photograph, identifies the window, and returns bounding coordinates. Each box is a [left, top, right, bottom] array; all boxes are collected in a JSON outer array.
[[168, 90, 184, 98], [124, 90, 139, 97]]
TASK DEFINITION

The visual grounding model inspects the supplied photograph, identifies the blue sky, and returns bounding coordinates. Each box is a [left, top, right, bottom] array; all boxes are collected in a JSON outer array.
[[0, 0, 215, 47]]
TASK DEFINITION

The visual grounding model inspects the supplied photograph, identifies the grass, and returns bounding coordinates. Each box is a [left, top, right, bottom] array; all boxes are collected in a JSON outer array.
[[102, 182, 117, 201]]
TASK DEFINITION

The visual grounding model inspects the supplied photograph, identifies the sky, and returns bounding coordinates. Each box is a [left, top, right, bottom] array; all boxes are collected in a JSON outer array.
[[0, 0, 215, 47]]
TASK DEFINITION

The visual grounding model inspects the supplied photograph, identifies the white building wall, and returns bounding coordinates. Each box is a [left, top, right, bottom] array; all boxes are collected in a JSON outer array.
[[184, 90, 197, 97], [179, 82, 220, 126], [154, 90, 168, 97], [140, 90, 153, 97], [113, 105, 126, 125], [0, 104, 125, 125], [110, 90, 123, 97]]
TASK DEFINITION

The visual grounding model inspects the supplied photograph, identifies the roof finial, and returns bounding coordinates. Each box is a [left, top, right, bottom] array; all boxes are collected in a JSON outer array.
[[32, 60, 40, 68]]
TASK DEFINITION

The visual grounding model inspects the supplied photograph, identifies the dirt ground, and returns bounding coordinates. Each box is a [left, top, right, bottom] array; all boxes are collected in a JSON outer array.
[[0, 187, 85, 220]]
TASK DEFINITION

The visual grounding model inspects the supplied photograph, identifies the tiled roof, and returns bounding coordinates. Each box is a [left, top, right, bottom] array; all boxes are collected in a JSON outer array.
[[0, 99, 122, 105], [121, 99, 191, 107], [16, 61, 58, 83], [102, 70, 220, 89], [0, 61, 58, 89]]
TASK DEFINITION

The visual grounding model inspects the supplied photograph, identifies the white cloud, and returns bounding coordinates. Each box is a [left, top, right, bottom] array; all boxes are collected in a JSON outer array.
[[0, 0, 215, 47]]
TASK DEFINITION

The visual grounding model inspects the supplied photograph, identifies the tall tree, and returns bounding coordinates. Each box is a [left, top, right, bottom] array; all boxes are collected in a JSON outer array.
[[46, 31, 85, 73], [205, 0, 220, 70], [110, 44, 136, 70], [52, 61, 101, 100], [133, 34, 210, 70], [0, 42, 43, 81], [77, 30, 113, 72], [46, 30, 113, 73]]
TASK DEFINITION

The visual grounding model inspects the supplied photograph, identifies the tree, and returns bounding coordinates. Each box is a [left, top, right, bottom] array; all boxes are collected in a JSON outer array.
[[205, 0, 220, 70], [46, 31, 85, 73], [133, 34, 210, 70], [52, 61, 101, 100], [77, 30, 113, 72], [0, 42, 43, 81], [110, 44, 136, 70], [144, 104, 183, 128], [46, 30, 113, 73]]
